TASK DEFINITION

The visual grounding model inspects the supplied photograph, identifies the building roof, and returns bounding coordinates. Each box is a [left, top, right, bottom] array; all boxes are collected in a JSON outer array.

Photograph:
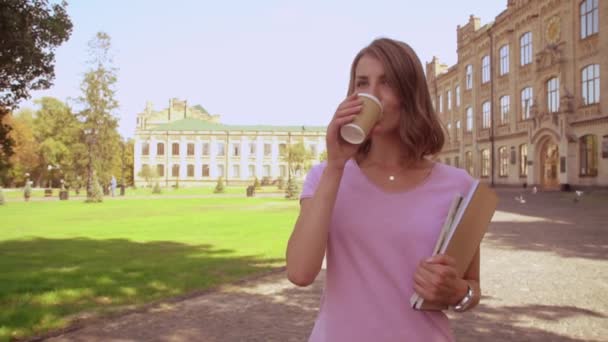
[[148, 118, 326, 133]]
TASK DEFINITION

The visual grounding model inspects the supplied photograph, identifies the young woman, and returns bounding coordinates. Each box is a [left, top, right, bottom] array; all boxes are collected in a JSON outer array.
[[286, 38, 481, 341]]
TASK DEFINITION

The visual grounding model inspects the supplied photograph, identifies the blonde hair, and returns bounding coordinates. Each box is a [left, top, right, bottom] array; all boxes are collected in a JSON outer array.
[[348, 38, 444, 161]]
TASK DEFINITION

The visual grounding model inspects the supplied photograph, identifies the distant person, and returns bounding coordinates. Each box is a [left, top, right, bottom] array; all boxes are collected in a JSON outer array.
[[286, 38, 479, 341], [110, 176, 117, 197]]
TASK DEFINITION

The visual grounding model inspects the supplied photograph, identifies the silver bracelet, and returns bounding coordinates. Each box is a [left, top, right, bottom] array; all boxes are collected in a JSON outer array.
[[451, 284, 474, 312]]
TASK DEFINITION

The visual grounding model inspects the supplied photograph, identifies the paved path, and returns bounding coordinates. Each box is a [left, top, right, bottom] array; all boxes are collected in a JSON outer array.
[[39, 189, 608, 342]]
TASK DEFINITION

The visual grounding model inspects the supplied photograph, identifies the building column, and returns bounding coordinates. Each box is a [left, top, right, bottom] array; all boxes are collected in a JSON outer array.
[[195, 136, 202, 181], [210, 136, 218, 179], [271, 136, 279, 178], [180, 137, 187, 180]]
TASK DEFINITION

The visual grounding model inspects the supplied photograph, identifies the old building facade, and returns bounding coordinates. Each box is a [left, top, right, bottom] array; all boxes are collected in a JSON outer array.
[[428, 0, 607, 189], [133, 98, 326, 187]]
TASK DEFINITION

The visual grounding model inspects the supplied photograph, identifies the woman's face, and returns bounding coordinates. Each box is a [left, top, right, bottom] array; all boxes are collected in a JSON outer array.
[[353, 54, 402, 136]]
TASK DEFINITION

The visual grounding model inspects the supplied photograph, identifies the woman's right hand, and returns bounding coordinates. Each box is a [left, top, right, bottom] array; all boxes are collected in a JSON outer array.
[[325, 94, 362, 170]]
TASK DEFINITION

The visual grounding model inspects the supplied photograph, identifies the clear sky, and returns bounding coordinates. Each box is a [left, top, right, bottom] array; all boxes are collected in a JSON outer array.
[[20, 0, 508, 138]]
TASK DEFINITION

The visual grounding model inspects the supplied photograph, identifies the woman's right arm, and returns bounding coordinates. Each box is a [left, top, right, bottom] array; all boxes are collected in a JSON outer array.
[[286, 165, 344, 286], [286, 94, 362, 287]]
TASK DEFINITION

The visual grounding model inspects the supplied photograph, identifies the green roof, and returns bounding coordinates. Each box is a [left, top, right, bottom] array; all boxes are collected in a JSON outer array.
[[148, 118, 326, 133]]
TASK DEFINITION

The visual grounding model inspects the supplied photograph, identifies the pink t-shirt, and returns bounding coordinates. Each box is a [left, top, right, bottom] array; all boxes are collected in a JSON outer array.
[[300, 159, 475, 342]]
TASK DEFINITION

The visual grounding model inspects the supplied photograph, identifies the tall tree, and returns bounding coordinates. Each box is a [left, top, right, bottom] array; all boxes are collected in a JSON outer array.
[[282, 142, 314, 180], [78, 32, 120, 198], [0, 0, 73, 181], [4, 109, 40, 186], [33, 97, 85, 187]]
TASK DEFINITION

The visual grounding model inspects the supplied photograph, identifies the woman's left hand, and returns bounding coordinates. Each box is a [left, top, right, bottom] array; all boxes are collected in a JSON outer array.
[[413, 254, 469, 306]]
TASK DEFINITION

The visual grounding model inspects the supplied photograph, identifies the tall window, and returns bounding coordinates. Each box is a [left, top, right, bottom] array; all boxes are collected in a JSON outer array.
[[520, 32, 532, 66], [156, 164, 164, 177], [249, 143, 256, 155], [217, 164, 225, 177], [465, 65, 473, 89], [499, 44, 509, 75], [582, 64, 600, 105], [263, 165, 271, 177], [232, 143, 240, 156], [447, 90, 452, 110], [280, 165, 287, 178], [187, 143, 195, 156], [264, 143, 272, 156], [142, 142, 149, 156], [521, 87, 533, 119], [455, 120, 461, 141], [438, 94, 443, 113], [466, 107, 473, 132], [445, 157, 451, 166], [217, 142, 225, 156], [202, 142, 209, 156], [455, 86, 461, 107], [499, 147, 508, 177], [202, 164, 210, 177], [232, 165, 240, 178], [500, 95, 510, 124], [481, 149, 490, 177], [465, 151, 473, 175], [519, 144, 528, 176], [481, 55, 490, 83], [547, 77, 560, 113], [248, 165, 255, 178], [579, 135, 598, 176], [172, 143, 179, 156], [279, 143, 287, 156], [454, 156, 460, 168], [187, 164, 194, 177], [580, 0, 599, 39], [482, 101, 491, 128], [157, 143, 164, 156], [172, 164, 179, 177]]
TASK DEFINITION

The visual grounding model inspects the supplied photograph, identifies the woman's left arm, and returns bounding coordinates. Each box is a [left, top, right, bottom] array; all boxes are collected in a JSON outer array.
[[413, 247, 481, 311]]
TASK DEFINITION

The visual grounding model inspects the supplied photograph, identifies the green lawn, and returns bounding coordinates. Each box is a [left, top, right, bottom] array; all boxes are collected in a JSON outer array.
[[0, 197, 299, 341]]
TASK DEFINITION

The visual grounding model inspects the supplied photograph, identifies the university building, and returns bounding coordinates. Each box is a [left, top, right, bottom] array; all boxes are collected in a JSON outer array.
[[428, 0, 607, 189], [133, 98, 326, 187]]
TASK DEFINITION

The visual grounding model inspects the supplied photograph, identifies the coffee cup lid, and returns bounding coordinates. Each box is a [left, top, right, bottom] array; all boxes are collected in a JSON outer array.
[[357, 93, 383, 113]]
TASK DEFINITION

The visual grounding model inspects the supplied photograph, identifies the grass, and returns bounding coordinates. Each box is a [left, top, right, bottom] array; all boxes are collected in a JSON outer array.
[[0, 197, 300, 341]]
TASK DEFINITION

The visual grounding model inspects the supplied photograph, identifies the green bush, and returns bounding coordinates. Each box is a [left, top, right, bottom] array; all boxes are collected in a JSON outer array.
[[23, 181, 32, 201], [0, 187, 5, 205], [214, 177, 225, 194], [285, 177, 299, 200], [253, 177, 261, 189], [152, 182, 162, 194], [277, 177, 285, 190], [86, 173, 103, 203]]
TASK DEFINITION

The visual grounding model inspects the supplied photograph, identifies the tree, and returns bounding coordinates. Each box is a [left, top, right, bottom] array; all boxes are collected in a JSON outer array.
[[31, 97, 84, 187], [77, 32, 120, 200], [0, 0, 73, 177], [5, 109, 41, 186], [214, 177, 225, 194], [137, 164, 158, 187], [282, 142, 314, 180], [319, 150, 328, 162]]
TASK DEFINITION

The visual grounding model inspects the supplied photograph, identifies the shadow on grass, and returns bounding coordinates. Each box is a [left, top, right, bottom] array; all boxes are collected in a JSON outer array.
[[483, 190, 608, 261], [0, 238, 283, 341]]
